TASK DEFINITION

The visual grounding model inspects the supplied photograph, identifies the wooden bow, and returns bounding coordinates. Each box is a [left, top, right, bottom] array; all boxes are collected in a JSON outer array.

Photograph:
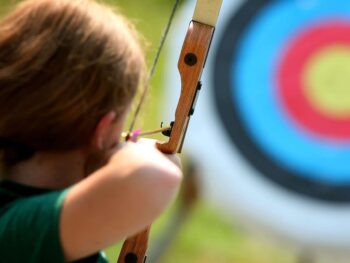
[[117, 1, 223, 262]]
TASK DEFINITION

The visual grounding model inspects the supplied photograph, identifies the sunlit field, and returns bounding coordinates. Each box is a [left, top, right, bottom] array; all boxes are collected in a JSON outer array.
[[0, 1, 295, 262]]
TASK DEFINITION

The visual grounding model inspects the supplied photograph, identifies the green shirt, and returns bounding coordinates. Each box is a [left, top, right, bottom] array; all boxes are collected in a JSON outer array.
[[0, 180, 109, 263]]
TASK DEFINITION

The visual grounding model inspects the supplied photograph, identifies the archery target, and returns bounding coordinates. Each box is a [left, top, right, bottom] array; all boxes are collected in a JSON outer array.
[[164, 0, 350, 253], [214, 0, 350, 202]]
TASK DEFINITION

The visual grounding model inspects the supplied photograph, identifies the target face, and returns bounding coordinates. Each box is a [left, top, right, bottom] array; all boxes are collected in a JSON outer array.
[[214, 0, 350, 202]]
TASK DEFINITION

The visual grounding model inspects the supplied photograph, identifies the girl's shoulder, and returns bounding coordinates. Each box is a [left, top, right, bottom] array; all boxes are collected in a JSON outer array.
[[0, 181, 68, 263]]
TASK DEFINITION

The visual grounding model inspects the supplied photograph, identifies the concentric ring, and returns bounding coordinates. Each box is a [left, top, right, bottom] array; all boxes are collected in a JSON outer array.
[[213, 0, 350, 201], [278, 21, 350, 140]]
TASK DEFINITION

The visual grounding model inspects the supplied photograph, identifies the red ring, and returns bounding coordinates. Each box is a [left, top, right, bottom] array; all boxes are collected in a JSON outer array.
[[277, 21, 350, 140]]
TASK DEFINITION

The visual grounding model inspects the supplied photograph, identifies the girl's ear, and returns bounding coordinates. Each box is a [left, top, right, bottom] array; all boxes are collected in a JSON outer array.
[[91, 111, 116, 150]]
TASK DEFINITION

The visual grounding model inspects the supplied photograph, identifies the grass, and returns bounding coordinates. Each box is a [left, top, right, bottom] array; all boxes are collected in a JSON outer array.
[[0, 1, 295, 262]]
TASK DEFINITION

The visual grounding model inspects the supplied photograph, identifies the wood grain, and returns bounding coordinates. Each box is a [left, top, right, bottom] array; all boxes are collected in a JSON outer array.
[[157, 21, 214, 154], [117, 228, 150, 263]]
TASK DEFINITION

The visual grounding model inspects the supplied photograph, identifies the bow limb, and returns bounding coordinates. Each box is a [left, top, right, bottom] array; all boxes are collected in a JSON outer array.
[[117, 1, 222, 262]]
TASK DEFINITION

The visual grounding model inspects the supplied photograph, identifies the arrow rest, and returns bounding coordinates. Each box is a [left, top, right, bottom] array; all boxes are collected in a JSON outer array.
[[161, 121, 174, 137]]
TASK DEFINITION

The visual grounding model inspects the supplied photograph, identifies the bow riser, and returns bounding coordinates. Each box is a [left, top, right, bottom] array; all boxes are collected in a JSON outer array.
[[157, 21, 215, 154]]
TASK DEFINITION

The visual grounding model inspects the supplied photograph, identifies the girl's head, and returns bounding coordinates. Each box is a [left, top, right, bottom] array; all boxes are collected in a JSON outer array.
[[0, 0, 145, 166]]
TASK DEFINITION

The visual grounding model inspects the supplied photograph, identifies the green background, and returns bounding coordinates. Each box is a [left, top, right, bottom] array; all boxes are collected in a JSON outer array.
[[0, 1, 295, 262]]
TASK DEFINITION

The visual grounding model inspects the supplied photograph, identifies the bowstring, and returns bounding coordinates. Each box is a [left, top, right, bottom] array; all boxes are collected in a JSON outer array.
[[128, 0, 181, 132]]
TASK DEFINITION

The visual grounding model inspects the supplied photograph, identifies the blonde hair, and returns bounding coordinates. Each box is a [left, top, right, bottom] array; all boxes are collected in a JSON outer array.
[[0, 0, 145, 165]]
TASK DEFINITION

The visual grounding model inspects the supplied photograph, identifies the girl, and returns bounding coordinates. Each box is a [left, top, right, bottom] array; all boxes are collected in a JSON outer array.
[[0, 0, 182, 262]]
